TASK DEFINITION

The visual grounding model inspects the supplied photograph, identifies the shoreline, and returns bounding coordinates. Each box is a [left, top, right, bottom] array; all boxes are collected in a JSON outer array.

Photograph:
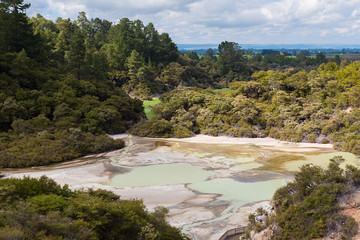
[[111, 133, 334, 148], [152, 134, 334, 150]]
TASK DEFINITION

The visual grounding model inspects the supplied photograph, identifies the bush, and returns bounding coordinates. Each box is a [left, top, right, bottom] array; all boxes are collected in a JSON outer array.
[[0, 176, 189, 240], [270, 159, 358, 239], [0, 131, 125, 168]]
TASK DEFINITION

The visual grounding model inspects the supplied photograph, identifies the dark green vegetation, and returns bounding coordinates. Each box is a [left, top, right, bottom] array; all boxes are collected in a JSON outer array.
[[0, 0, 155, 167], [4, 1, 360, 239], [131, 61, 360, 155], [245, 157, 360, 239], [0, 176, 188, 240], [3, 0, 332, 168], [0, 0, 342, 168]]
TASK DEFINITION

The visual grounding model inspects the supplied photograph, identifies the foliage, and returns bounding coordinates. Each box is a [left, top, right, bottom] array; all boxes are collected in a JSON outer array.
[[0, 176, 189, 240], [0, 3, 148, 167], [131, 61, 360, 155], [143, 98, 161, 119], [2, 0, 360, 168], [269, 158, 359, 239]]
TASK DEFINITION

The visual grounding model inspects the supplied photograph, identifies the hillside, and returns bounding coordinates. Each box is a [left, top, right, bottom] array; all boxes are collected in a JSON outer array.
[[131, 61, 360, 155]]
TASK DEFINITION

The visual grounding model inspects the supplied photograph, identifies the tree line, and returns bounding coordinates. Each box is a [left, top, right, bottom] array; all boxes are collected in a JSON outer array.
[[0, 0, 353, 168], [131, 61, 360, 155]]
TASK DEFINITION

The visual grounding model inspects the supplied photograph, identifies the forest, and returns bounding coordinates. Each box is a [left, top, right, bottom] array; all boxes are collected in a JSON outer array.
[[0, 0, 338, 168], [2, 0, 360, 239], [0, 1, 149, 167]]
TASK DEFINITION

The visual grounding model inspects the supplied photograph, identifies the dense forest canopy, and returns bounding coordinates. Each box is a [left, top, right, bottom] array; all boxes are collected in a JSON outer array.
[[0, 0, 148, 168]]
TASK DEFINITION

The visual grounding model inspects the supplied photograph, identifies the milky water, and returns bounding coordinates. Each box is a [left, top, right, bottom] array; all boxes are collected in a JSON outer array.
[[108, 138, 359, 240], [110, 163, 215, 187], [109, 140, 359, 203], [284, 151, 360, 171], [188, 178, 288, 202]]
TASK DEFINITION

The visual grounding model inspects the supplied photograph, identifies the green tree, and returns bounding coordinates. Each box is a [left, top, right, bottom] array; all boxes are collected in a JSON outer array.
[[218, 41, 247, 77], [0, 0, 43, 59], [186, 51, 199, 61], [315, 52, 327, 65], [67, 29, 86, 79], [334, 55, 341, 65], [105, 18, 135, 70]]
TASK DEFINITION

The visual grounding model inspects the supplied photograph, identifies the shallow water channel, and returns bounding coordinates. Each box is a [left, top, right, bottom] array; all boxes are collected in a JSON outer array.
[[107, 136, 360, 240]]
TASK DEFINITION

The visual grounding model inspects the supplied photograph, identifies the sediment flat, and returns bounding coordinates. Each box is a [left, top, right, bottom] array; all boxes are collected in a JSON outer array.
[[160, 134, 334, 152]]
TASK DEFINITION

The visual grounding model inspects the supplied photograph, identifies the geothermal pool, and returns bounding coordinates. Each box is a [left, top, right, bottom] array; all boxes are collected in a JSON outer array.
[[106, 136, 359, 240], [5, 135, 360, 240]]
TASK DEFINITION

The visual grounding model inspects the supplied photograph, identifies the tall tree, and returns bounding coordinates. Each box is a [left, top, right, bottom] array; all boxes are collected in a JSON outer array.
[[157, 33, 178, 64], [91, 17, 111, 50], [218, 41, 246, 76], [0, 0, 42, 58], [144, 22, 160, 62], [105, 18, 136, 70], [67, 29, 85, 80], [54, 17, 76, 63]]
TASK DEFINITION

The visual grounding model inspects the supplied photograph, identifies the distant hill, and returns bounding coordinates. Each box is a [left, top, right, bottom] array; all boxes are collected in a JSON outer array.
[[177, 43, 360, 50], [177, 44, 219, 50]]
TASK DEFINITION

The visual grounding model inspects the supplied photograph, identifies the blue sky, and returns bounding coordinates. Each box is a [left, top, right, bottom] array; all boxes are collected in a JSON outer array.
[[27, 0, 360, 45]]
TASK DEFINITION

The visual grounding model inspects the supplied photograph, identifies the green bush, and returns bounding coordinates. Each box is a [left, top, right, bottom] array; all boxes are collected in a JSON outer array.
[[0, 176, 189, 240], [270, 158, 359, 239]]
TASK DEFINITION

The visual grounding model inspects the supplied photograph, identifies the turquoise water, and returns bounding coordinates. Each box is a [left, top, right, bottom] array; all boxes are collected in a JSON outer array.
[[110, 163, 215, 187], [284, 152, 360, 172], [109, 140, 359, 203], [188, 178, 288, 202], [110, 161, 288, 202]]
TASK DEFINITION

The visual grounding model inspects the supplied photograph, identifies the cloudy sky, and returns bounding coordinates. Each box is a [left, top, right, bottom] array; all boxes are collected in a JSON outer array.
[[27, 0, 360, 45]]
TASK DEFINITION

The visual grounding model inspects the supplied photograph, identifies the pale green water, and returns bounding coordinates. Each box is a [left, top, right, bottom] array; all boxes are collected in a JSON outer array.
[[109, 138, 360, 240], [188, 178, 288, 202], [284, 152, 360, 172], [110, 139, 359, 204], [110, 163, 215, 187]]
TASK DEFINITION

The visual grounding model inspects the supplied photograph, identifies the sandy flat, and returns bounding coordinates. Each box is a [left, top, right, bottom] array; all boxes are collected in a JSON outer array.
[[163, 134, 333, 147], [7, 161, 111, 186], [184, 201, 273, 240], [110, 134, 333, 148], [154, 134, 334, 152]]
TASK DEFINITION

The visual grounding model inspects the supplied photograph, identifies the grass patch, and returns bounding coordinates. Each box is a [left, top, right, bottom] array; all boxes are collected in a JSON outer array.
[[143, 98, 160, 119], [213, 88, 231, 93]]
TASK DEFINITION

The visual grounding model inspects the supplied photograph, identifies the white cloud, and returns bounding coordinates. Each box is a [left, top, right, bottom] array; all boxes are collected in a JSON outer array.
[[27, 0, 360, 44], [335, 27, 350, 34], [320, 29, 329, 37]]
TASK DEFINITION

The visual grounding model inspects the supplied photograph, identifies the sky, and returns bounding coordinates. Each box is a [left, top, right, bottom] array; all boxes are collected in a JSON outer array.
[[27, 0, 360, 45]]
